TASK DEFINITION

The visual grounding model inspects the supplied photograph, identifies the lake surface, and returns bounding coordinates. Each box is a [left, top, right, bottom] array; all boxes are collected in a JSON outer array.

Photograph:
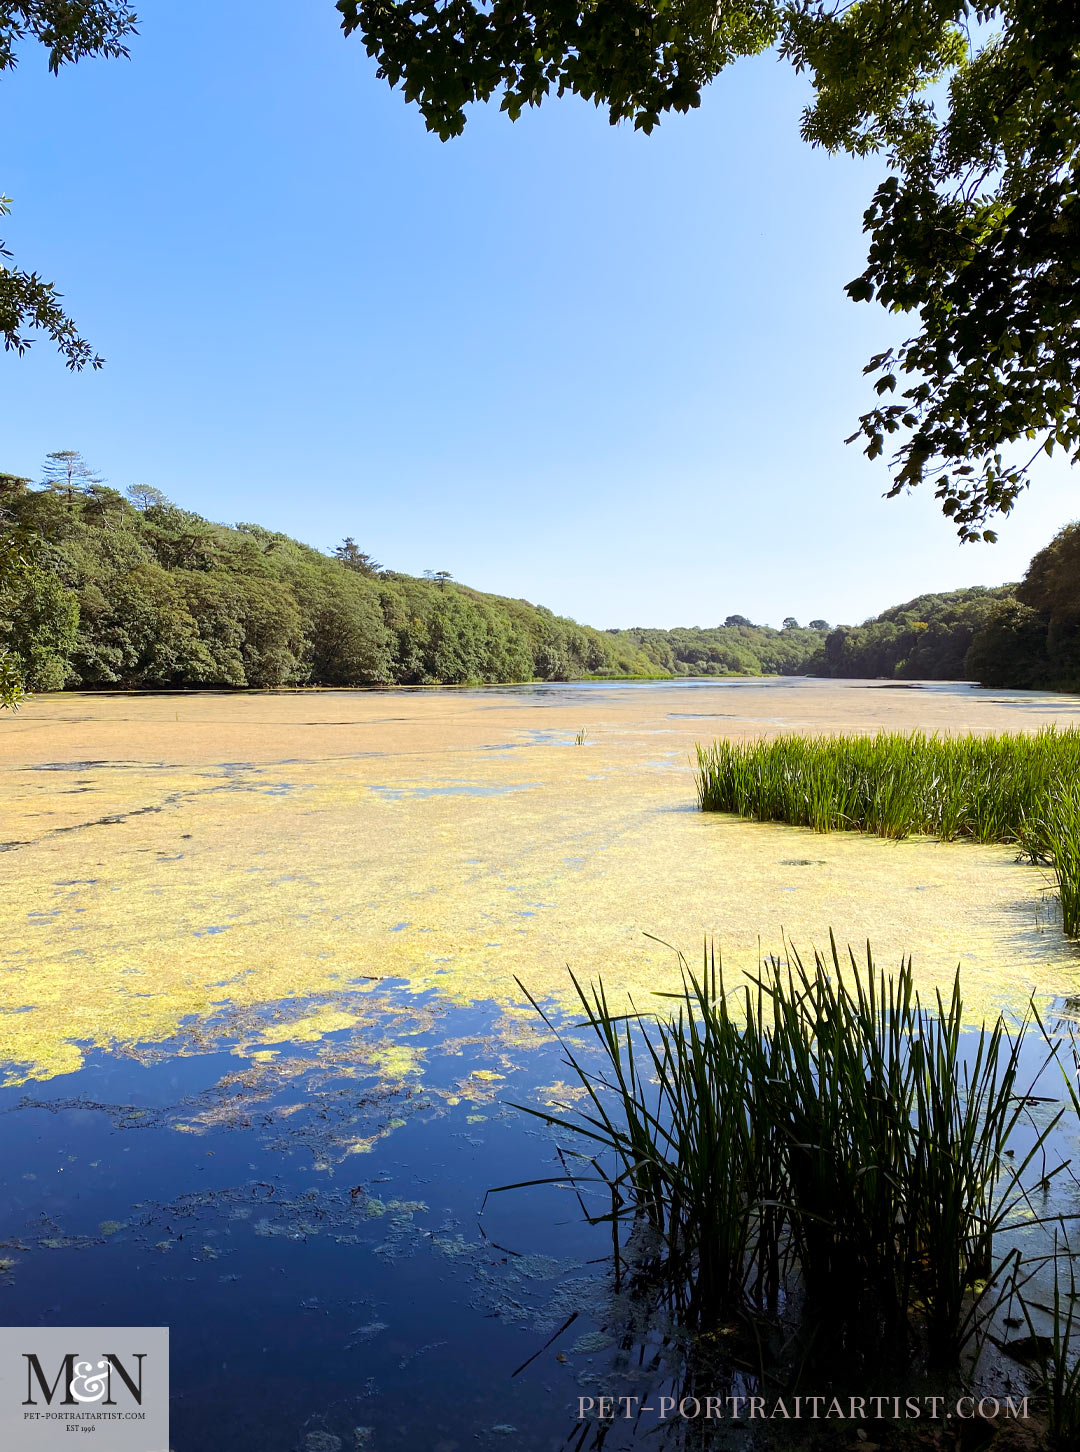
[[3, 678, 1080, 1448]]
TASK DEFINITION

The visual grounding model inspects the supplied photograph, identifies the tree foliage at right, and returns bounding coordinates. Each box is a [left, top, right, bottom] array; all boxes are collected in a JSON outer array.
[[341, 0, 1080, 541], [812, 586, 1016, 680], [809, 530, 1080, 693], [970, 521, 1080, 690]]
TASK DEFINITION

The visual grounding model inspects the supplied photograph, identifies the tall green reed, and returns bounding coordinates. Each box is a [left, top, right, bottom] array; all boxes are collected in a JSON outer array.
[[695, 727, 1080, 934], [1019, 1237, 1080, 1450], [498, 940, 1061, 1374], [1026, 1020, 1080, 1447]]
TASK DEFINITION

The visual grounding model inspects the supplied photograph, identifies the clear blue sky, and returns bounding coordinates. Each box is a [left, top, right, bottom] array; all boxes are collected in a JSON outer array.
[[2, 0, 1076, 630]]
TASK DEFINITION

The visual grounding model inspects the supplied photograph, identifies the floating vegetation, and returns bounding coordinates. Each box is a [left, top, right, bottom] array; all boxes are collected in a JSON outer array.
[[7, 690, 1080, 1084], [696, 727, 1080, 933], [502, 939, 1080, 1402]]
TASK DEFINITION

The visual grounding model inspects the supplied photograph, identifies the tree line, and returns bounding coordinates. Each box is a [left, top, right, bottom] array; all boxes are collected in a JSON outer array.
[[2, 455, 1077, 698], [809, 587, 1017, 683], [0, 456, 827, 694]]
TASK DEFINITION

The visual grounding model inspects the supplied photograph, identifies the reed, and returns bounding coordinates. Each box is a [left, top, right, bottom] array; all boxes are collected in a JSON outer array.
[[497, 940, 1059, 1372], [1037, 1249, 1080, 1449], [695, 727, 1080, 933], [1031, 1033, 1080, 1447], [1047, 783, 1080, 939]]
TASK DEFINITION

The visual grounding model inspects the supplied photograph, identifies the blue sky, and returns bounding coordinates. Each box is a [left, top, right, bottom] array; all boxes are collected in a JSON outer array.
[[2, 0, 1076, 630]]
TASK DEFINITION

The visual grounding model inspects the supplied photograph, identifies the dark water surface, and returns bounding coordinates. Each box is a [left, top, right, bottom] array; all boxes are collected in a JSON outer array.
[[3, 980, 1080, 1451], [0, 988, 652, 1452]]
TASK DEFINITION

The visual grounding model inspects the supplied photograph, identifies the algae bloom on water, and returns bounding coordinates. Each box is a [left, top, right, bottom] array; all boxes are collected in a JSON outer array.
[[697, 726, 1080, 934]]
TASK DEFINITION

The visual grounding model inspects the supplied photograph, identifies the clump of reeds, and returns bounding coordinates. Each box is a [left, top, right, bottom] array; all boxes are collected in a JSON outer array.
[[695, 727, 1080, 934], [1047, 783, 1080, 939], [499, 940, 1063, 1374]]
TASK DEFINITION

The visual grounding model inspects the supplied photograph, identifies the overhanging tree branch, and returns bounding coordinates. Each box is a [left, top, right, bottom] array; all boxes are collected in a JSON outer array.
[[1, 4, 139, 369], [337, 0, 1080, 541]]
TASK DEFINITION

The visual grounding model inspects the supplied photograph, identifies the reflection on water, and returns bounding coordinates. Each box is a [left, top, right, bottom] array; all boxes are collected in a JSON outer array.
[[7, 986, 811, 1452], [0, 990, 604, 1451], [5, 683, 1080, 1444], [2, 983, 1077, 1450]]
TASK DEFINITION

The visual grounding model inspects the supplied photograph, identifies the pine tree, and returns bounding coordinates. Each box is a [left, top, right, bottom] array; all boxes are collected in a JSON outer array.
[[40, 451, 103, 509]]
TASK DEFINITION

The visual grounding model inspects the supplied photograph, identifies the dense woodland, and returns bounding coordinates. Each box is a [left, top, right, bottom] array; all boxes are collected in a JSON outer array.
[[808, 586, 1017, 681], [2, 462, 1079, 694], [0, 466, 828, 690], [807, 523, 1080, 692]]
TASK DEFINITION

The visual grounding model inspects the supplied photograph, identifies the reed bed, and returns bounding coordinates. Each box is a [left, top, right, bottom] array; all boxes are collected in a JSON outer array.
[[695, 727, 1080, 934], [500, 941, 1066, 1377]]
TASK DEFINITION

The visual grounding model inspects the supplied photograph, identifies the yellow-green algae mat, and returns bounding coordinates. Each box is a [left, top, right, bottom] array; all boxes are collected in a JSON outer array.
[[3, 682, 1080, 1084]]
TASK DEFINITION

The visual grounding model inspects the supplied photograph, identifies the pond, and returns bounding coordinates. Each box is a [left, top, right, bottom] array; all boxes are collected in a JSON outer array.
[[3, 679, 1080, 1449]]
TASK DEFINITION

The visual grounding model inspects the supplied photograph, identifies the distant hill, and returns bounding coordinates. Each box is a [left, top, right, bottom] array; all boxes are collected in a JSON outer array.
[[4, 466, 1073, 694], [0, 472, 826, 690], [611, 619, 830, 679]]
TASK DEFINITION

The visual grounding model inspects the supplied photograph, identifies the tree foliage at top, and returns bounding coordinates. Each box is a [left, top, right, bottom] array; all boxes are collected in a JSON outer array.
[[839, 1, 1080, 543], [338, 0, 780, 139], [1, 3, 138, 369], [339, 0, 1080, 541]]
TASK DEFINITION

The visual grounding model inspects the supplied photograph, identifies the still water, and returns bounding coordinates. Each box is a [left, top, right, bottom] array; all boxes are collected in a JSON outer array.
[[3, 679, 1080, 1448]]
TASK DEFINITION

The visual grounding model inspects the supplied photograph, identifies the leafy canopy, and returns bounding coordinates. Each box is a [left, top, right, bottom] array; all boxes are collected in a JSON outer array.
[[0, 523, 30, 709], [339, 0, 1080, 541]]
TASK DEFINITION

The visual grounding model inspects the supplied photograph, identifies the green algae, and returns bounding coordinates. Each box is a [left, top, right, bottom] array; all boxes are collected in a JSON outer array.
[[3, 685, 1080, 1085]]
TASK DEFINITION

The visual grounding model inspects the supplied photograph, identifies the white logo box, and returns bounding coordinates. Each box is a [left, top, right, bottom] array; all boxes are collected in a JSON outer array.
[[0, 1328, 169, 1452]]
